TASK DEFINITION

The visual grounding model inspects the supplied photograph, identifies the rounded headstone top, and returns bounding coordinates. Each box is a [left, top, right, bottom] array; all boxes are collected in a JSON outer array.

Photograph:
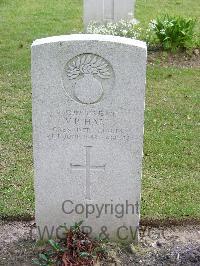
[[32, 34, 147, 50]]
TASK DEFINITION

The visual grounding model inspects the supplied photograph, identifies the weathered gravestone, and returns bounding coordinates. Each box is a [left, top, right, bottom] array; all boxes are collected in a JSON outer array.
[[84, 0, 135, 28], [32, 34, 147, 242]]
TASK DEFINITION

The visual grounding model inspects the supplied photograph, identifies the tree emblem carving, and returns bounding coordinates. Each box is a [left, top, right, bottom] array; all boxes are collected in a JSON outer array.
[[66, 54, 112, 104]]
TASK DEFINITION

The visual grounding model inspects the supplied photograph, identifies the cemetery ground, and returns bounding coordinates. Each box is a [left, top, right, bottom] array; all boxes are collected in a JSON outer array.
[[0, 0, 200, 265]]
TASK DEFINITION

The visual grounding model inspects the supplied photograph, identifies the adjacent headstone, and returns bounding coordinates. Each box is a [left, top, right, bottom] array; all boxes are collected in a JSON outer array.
[[84, 0, 135, 28], [32, 34, 147, 242]]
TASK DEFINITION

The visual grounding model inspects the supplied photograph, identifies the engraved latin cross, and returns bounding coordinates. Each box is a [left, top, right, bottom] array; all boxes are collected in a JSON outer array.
[[70, 146, 106, 200]]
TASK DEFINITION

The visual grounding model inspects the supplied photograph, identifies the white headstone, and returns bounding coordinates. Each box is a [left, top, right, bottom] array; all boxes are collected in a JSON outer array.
[[32, 34, 147, 242], [84, 0, 135, 28]]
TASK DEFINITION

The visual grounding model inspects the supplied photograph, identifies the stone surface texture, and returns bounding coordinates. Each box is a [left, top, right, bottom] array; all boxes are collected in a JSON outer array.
[[84, 0, 135, 28], [32, 34, 147, 242]]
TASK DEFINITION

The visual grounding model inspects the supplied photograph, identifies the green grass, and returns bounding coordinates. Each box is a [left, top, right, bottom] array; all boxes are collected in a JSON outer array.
[[0, 0, 200, 219], [135, 0, 200, 28], [136, 0, 200, 44], [142, 66, 200, 218]]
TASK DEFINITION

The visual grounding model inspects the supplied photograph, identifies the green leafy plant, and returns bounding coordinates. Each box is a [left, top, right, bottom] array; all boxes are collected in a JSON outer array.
[[33, 221, 107, 266], [32, 252, 54, 266], [149, 15, 197, 51]]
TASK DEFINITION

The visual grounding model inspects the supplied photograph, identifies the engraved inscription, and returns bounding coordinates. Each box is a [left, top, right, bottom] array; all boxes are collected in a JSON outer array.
[[47, 109, 131, 143], [63, 54, 114, 105], [70, 146, 106, 200]]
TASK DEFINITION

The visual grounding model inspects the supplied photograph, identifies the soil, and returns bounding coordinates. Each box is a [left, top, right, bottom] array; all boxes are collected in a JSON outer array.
[[0, 220, 200, 266], [147, 48, 200, 68]]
